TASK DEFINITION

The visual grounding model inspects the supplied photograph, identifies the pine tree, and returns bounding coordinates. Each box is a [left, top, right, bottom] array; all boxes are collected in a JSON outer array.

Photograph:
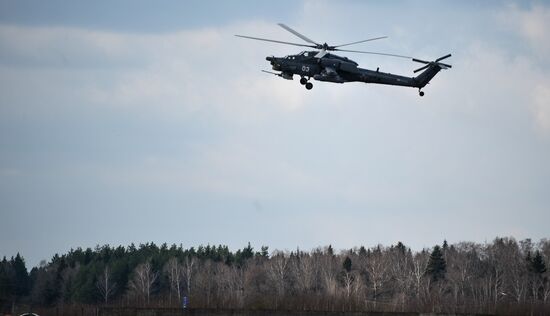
[[327, 245, 334, 256], [395, 242, 406, 254], [530, 251, 547, 274], [425, 245, 446, 282], [343, 256, 352, 273], [258, 246, 269, 258], [11, 253, 30, 297], [0, 257, 14, 304], [242, 242, 254, 259]]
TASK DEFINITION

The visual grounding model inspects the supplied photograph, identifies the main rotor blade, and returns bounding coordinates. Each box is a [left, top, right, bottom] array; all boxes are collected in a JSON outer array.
[[414, 64, 430, 73], [438, 62, 452, 68], [436, 54, 452, 62], [277, 23, 320, 45], [412, 58, 429, 64], [333, 36, 388, 48], [235, 35, 316, 48], [335, 49, 412, 59], [314, 49, 328, 58]]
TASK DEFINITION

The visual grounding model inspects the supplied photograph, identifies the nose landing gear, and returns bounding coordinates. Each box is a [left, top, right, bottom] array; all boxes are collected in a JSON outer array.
[[418, 89, 425, 97]]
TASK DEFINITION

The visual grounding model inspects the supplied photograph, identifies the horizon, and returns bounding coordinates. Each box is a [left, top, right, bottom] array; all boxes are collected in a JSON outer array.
[[4, 236, 549, 270]]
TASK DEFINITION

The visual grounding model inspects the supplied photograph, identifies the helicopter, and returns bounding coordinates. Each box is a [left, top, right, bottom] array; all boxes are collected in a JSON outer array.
[[235, 23, 451, 96]]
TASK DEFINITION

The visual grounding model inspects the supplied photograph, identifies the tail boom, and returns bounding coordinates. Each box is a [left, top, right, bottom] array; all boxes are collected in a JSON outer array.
[[354, 63, 444, 89]]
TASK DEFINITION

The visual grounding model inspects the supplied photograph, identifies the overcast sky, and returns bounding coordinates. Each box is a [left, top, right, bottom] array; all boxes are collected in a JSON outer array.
[[1, 1, 549, 267]]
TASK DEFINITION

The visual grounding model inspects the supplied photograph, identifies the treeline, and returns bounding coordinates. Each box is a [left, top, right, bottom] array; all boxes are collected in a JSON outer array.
[[1, 238, 549, 315]]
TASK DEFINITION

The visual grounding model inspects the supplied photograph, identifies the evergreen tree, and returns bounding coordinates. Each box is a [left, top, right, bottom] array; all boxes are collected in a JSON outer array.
[[0, 257, 14, 306], [11, 253, 30, 297], [425, 245, 446, 282], [342, 256, 352, 273], [395, 242, 406, 254], [256, 246, 269, 258], [327, 245, 334, 256], [242, 242, 254, 259], [530, 251, 547, 274]]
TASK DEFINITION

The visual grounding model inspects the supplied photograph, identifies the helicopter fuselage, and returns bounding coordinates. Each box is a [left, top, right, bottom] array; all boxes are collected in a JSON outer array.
[[266, 51, 430, 88]]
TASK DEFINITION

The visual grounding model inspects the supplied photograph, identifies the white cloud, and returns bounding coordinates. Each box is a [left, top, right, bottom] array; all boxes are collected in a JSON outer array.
[[0, 22, 314, 118], [500, 4, 550, 58], [532, 84, 550, 133], [492, 4, 550, 134], [497, 4, 550, 135]]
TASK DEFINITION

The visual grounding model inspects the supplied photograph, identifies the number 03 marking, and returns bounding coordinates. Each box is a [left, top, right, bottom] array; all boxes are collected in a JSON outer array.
[[302, 66, 310, 72]]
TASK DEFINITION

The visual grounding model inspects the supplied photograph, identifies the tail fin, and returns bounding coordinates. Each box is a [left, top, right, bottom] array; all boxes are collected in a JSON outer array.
[[412, 54, 452, 88], [414, 64, 443, 88]]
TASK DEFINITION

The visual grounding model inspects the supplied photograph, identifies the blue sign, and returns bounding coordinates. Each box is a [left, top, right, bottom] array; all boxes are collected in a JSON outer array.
[[183, 296, 189, 309]]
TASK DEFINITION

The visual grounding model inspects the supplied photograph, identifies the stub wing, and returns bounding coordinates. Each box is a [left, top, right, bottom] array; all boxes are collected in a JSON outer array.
[[261, 70, 293, 80]]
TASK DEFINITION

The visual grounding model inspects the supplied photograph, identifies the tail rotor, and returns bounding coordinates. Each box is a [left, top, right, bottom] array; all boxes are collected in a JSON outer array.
[[413, 54, 452, 73]]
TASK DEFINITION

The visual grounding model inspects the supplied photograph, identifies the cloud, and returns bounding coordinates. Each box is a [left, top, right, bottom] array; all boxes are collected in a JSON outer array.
[[532, 84, 550, 133], [500, 4, 550, 58], [496, 4, 550, 135], [0, 22, 312, 118], [492, 4, 550, 135]]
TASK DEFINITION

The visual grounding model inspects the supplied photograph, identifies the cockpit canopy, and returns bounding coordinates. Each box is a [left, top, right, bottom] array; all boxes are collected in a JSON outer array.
[[283, 51, 358, 65]]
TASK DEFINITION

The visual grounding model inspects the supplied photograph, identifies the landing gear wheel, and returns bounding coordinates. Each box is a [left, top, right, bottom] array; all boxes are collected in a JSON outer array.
[[300, 77, 307, 85], [305, 82, 313, 90], [419, 91, 425, 97]]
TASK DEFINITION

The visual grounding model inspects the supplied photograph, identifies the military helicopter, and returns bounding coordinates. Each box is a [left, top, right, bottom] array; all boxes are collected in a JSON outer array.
[[236, 23, 451, 96]]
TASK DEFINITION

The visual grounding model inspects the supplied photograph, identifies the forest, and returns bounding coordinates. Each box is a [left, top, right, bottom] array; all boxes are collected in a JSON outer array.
[[1, 237, 549, 315]]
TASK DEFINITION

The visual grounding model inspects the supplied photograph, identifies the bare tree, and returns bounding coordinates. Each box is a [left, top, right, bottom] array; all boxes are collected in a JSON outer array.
[[267, 251, 289, 308], [387, 246, 414, 311], [163, 257, 183, 305], [319, 251, 338, 297], [97, 266, 117, 304], [366, 247, 390, 302], [446, 243, 477, 310], [412, 251, 429, 302], [509, 253, 528, 303], [229, 265, 246, 308], [341, 268, 361, 310], [491, 238, 520, 306], [128, 260, 158, 304], [293, 253, 316, 294], [195, 259, 215, 308], [543, 276, 550, 304], [183, 256, 196, 297], [212, 263, 246, 308]]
